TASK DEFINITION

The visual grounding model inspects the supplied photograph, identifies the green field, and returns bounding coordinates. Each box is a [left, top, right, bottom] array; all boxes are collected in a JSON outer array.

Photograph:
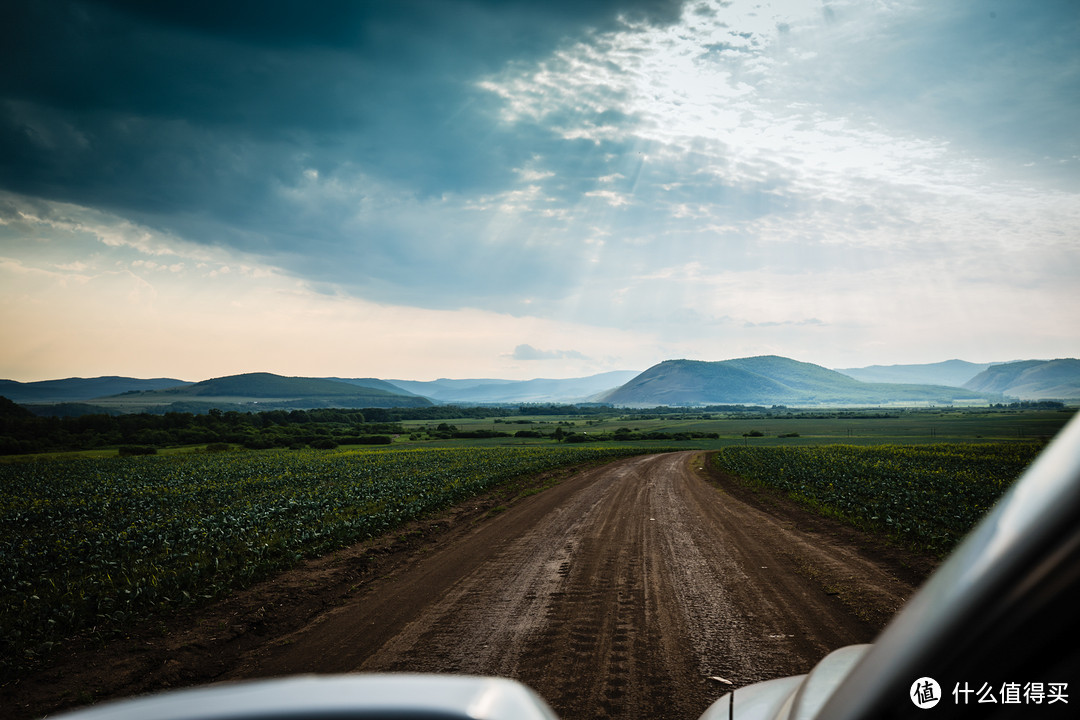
[[3, 404, 1072, 460], [1, 407, 1073, 677], [713, 442, 1042, 556], [0, 445, 657, 675], [396, 407, 1073, 448]]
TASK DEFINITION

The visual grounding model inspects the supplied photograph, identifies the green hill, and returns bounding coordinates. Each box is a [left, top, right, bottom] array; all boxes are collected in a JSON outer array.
[[92, 372, 432, 411], [964, 359, 1080, 400], [600, 356, 1004, 406], [0, 376, 190, 403], [151, 372, 377, 398], [386, 371, 641, 403]]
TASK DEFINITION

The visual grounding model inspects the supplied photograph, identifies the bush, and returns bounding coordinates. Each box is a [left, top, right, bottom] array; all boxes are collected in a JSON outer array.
[[451, 430, 512, 439], [309, 438, 339, 450]]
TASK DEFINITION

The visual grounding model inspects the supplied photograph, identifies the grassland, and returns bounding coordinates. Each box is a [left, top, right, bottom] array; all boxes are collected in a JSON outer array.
[[394, 407, 1073, 448], [4, 403, 1072, 461]]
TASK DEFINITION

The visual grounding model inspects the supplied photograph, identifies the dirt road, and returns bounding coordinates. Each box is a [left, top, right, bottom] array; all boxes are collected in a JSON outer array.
[[6, 452, 930, 720], [226, 451, 922, 719]]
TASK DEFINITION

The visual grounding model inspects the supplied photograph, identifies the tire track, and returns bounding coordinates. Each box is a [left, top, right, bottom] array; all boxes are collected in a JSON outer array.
[[227, 452, 916, 719]]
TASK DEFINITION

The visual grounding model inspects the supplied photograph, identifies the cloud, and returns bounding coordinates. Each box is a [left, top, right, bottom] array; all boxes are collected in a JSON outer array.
[[0, 197, 666, 381], [743, 318, 824, 329], [511, 344, 589, 361], [0, 0, 691, 316], [0, 1, 684, 202], [1, 1, 1078, 378]]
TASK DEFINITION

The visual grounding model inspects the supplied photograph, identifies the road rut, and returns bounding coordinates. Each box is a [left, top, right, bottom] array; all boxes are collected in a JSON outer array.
[[225, 452, 918, 719]]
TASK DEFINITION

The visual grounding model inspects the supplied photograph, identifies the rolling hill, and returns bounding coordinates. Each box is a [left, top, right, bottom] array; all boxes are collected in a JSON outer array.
[[0, 376, 191, 404], [964, 359, 1080, 400], [600, 356, 1005, 406], [386, 371, 641, 404], [324, 377, 427, 397], [86, 372, 432, 411], [141, 373, 393, 399], [835, 359, 992, 387]]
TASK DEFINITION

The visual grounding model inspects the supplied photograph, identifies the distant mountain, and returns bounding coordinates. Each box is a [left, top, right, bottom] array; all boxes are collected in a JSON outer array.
[[385, 371, 641, 404], [77, 372, 433, 412], [0, 376, 190, 403], [132, 372, 381, 399], [835, 360, 992, 387], [600, 356, 1004, 406], [964, 359, 1080, 400], [324, 377, 427, 398], [384, 378, 517, 400]]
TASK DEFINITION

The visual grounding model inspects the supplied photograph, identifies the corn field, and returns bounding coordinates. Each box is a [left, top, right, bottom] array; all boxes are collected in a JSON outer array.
[[714, 442, 1043, 556], [1, 445, 653, 674]]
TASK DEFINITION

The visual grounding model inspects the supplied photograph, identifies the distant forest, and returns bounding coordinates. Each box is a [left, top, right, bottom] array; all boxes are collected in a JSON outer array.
[[0, 398, 737, 454]]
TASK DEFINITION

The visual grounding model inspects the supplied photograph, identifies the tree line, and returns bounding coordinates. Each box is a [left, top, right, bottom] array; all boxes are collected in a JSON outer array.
[[0, 397, 734, 455], [0, 399, 401, 455]]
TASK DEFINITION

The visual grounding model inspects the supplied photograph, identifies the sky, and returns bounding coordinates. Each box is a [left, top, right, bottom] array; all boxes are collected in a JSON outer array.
[[2, 0, 1078, 382]]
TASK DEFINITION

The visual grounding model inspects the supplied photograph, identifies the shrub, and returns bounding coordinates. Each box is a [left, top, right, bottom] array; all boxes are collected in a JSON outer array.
[[340, 435, 393, 445]]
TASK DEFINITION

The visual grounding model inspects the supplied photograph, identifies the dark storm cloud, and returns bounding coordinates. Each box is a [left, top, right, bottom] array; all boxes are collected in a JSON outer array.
[[0, 0, 682, 233], [0, 0, 681, 195]]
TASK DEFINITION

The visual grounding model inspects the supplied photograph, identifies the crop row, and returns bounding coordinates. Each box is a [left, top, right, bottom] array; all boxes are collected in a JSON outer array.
[[0, 445, 653, 674], [713, 442, 1043, 556]]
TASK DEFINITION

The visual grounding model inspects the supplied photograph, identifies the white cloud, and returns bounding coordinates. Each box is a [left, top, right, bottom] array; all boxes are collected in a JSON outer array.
[[511, 344, 589, 361], [0, 194, 664, 380]]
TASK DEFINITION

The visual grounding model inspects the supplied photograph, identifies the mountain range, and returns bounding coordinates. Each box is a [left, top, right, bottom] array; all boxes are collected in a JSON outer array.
[[0, 376, 190, 404], [385, 371, 641, 404], [962, 359, 1080, 400], [2, 373, 431, 414], [834, 359, 994, 387], [2, 357, 1078, 414], [598, 356, 1006, 407]]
